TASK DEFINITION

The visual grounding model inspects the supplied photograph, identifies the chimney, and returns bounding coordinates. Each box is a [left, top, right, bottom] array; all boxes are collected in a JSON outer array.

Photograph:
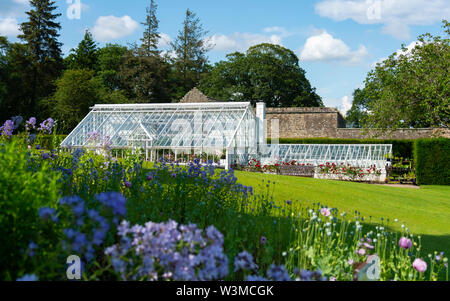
[[256, 102, 266, 148]]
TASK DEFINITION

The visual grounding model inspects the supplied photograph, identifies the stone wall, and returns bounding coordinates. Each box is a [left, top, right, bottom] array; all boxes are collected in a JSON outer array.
[[265, 107, 450, 140], [335, 128, 450, 140], [266, 107, 343, 138]]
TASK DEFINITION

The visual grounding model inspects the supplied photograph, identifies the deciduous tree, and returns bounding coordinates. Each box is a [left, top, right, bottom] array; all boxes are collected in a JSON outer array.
[[199, 43, 323, 107], [357, 20, 449, 131]]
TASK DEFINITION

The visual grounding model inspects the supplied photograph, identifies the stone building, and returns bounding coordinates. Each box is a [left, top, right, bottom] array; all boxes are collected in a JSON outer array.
[[180, 88, 450, 140]]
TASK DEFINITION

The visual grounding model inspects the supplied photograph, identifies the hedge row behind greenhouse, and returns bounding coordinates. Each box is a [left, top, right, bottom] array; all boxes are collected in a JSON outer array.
[[414, 138, 450, 185], [268, 138, 415, 158]]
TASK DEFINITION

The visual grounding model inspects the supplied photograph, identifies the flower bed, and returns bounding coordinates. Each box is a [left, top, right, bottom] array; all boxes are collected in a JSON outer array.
[[315, 163, 386, 183], [233, 158, 315, 177], [1, 118, 448, 281]]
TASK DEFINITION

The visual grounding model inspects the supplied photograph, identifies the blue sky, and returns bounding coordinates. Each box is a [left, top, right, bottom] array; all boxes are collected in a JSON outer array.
[[1, 0, 449, 113]]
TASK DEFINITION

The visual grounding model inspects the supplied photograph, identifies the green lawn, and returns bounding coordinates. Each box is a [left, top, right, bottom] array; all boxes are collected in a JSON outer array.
[[235, 170, 450, 255]]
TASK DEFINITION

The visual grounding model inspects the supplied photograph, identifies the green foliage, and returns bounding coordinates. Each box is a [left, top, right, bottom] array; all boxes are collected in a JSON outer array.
[[64, 30, 99, 71], [50, 69, 127, 133], [268, 137, 414, 158], [0, 140, 61, 280], [199, 43, 323, 107], [119, 46, 171, 103], [97, 44, 128, 91], [345, 88, 369, 128], [357, 21, 449, 130], [171, 9, 211, 95], [0, 38, 36, 121], [35, 134, 67, 150], [414, 138, 450, 185], [140, 0, 160, 56], [18, 0, 63, 119]]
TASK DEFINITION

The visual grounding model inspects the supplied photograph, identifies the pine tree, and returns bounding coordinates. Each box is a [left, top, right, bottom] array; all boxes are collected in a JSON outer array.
[[65, 30, 99, 71], [171, 9, 211, 94], [140, 0, 160, 56], [18, 0, 63, 118]]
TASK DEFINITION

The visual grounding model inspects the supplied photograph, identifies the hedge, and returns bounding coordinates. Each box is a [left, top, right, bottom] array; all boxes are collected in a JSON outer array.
[[267, 138, 415, 158], [414, 138, 450, 185]]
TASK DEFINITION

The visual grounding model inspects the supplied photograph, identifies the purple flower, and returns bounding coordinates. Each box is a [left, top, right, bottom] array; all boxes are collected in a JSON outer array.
[[96, 192, 127, 218], [260, 236, 267, 245], [413, 258, 427, 273], [35, 145, 41, 150], [123, 180, 131, 188], [0, 120, 14, 137], [16, 274, 38, 281], [38, 207, 58, 222], [234, 251, 258, 272], [11, 116, 23, 129], [38, 118, 54, 134], [398, 237, 412, 249], [26, 117, 36, 131], [267, 265, 291, 281], [286, 200, 292, 205], [105, 220, 228, 281], [42, 153, 50, 160], [246, 275, 268, 281]]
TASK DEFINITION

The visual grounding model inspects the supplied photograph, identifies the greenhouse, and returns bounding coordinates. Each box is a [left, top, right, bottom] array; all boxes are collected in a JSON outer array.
[[60, 102, 259, 165], [260, 144, 392, 169], [61, 101, 393, 170]]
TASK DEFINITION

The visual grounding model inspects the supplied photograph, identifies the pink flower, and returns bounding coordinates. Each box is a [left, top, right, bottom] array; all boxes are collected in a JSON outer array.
[[348, 259, 354, 265], [356, 248, 366, 256], [398, 237, 412, 249], [413, 258, 427, 273], [364, 243, 374, 249], [320, 208, 331, 217], [329, 277, 336, 281]]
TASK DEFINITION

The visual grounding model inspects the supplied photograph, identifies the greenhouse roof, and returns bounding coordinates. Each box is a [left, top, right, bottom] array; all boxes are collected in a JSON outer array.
[[60, 102, 257, 150], [260, 144, 392, 168]]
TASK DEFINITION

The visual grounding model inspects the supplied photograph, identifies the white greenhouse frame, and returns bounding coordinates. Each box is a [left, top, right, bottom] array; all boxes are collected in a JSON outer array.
[[60, 102, 258, 165], [61, 102, 393, 170], [260, 144, 392, 168]]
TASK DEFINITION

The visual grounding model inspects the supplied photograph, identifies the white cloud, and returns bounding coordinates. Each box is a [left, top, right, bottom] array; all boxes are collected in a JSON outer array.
[[340, 95, 353, 115], [91, 15, 139, 42], [0, 17, 21, 37], [158, 33, 171, 48], [208, 32, 283, 52], [315, 0, 450, 39], [300, 30, 368, 63], [371, 40, 423, 67]]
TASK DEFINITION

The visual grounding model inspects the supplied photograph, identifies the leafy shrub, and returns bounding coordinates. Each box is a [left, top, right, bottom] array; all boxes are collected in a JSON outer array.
[[0, 141, 61, 280], [414, 138, 450, 185], [35, 134, 67, 151]]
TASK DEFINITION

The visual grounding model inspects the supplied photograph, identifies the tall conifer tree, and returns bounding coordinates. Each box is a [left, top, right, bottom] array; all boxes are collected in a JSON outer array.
[[19, 0, 63, 117], [140, 0, 160, 56], [171, 9, 211, 95]]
